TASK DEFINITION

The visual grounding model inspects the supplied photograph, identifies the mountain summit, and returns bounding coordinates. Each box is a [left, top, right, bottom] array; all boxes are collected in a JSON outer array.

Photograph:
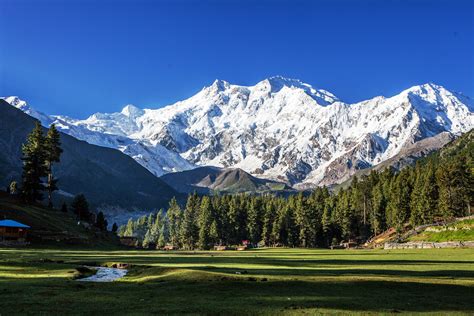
[[4, 78, 473, 186]]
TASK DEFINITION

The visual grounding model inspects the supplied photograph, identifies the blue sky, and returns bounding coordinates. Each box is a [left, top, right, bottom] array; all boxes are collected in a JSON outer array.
[[1, 0, 473, 118]]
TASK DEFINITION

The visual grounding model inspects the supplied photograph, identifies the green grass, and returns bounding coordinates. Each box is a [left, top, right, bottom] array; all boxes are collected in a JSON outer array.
[[410, 219, 474, 242], [0, 247, 473, 315]]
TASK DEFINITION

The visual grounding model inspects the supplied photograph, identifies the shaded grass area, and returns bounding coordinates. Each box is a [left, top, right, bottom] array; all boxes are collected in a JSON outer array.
[[0, 247, 473, 315], [0, 193, 120, 248]]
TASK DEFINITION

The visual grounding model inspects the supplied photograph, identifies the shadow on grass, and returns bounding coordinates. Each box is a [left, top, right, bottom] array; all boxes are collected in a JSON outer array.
[[193, 265, 474, 278], [0, 275, 473, 314], [8, 251, 471, 268]]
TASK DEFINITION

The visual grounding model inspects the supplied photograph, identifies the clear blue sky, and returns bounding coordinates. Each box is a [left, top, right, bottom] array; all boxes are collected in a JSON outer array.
[[1, 0, 473, 118]]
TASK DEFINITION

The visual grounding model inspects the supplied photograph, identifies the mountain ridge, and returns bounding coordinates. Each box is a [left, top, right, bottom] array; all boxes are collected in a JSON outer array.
[[3, 77, 473, 187], [160, 166, 292, 194]]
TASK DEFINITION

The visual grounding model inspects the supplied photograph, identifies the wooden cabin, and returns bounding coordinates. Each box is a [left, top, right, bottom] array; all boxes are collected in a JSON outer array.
[[0, 219, 30, 242]]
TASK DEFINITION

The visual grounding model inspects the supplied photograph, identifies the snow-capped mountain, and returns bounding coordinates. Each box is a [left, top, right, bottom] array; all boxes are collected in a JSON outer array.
[[2, 96, 53, 125], [4, 76, 473, 187]]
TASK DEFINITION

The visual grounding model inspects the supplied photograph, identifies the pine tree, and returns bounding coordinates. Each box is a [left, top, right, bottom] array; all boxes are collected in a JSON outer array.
[[124, 218, 135, 237], [321, 196, 334, 246], [227, 195, 242, 244], [350, 176, 365, 224], [387, 172, 411, 236], [95, 211, 107, 231], [209, 220, 219, 245], [409, 169, 424, 226], [246, 198, 261, 244], [167, 197, 182, 247], [284, 200, 299, 247], [21, 122, 47, 203], [262, 199, 276, 246], [437, 156, 472, 219], [418, 164, 438, 223], [44, 124, 62, 207], [142, 230, 153, 248], [371, 181, 386, 236], [157, 219, 168, 249], [270, 201, 283, 246], [71, 194, 90, 221], [180, 193, 200, 249], [198, 196, 213, 249], [117, 224, 126, 237], [147, 210, 163, 245], [112, 223, 118, 234], [335, 190, 352, 240], [293, 193, 307, 247], [210, 195, 227, 244]]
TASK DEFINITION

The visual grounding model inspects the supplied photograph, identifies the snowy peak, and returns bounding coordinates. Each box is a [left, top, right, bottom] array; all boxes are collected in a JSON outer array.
[[1, 96, 52, 125], [121, 104, 144, 117], [199, 76, 340, 108], [210, 79, 231, 91], [393, 83, 474, 136], [257, 76, 307, 92], [2, 96, 27, 108], [253, 76, 339, 106], [404, 82, 447, 95], [3, 78, 473, 187], [401, 83, 451, 103], [263, 76, 317, 94], [400, 83, 472, 108]]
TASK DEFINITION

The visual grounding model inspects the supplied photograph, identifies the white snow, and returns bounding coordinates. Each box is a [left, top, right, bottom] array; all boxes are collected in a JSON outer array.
[[3, 78, 473, 185]]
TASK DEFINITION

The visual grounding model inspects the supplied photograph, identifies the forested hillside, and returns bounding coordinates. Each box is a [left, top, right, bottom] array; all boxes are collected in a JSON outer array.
[[120, 129, 473, 248]]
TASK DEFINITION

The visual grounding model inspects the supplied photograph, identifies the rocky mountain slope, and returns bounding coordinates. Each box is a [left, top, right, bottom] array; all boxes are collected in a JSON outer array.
[[333, 131, 456, 190], [0, 100, 180, 218], [4, 77, 473, 187], [161, 166, 291, 194]]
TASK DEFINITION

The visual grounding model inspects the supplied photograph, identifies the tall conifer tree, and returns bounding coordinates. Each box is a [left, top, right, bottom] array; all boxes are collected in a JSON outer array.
[[44, 124, 62, 207], [21, 122, 47, 203]]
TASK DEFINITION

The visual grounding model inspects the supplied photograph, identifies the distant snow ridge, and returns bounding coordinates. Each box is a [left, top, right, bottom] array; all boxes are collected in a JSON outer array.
[[4, 77, 473, 186]]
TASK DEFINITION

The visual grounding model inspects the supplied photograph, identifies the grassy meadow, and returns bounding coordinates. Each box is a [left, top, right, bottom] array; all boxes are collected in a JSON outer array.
[[0, 247, 473, 315]]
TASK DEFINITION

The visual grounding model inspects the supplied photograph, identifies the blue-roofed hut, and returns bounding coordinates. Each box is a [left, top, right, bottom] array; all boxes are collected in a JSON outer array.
[[0, 219, 30, 242]]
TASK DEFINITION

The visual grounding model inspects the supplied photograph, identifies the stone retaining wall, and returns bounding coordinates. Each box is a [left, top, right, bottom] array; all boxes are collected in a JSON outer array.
[[384, 241, 474, 249]]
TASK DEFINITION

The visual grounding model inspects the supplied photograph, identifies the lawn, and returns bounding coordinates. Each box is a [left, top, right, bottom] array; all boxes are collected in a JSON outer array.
[[0, 247, 473, 315]]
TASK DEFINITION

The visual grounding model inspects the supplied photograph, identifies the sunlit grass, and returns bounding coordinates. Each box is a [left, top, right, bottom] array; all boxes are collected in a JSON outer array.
[[410, 219, 474, 242]]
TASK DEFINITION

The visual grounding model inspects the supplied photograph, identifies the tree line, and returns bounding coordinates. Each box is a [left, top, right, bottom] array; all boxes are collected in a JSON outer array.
[[119, 131, 473, 249]]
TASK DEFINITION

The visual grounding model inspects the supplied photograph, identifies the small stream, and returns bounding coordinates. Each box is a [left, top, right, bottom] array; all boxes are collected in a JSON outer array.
[[77, 267, 128, 282]]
